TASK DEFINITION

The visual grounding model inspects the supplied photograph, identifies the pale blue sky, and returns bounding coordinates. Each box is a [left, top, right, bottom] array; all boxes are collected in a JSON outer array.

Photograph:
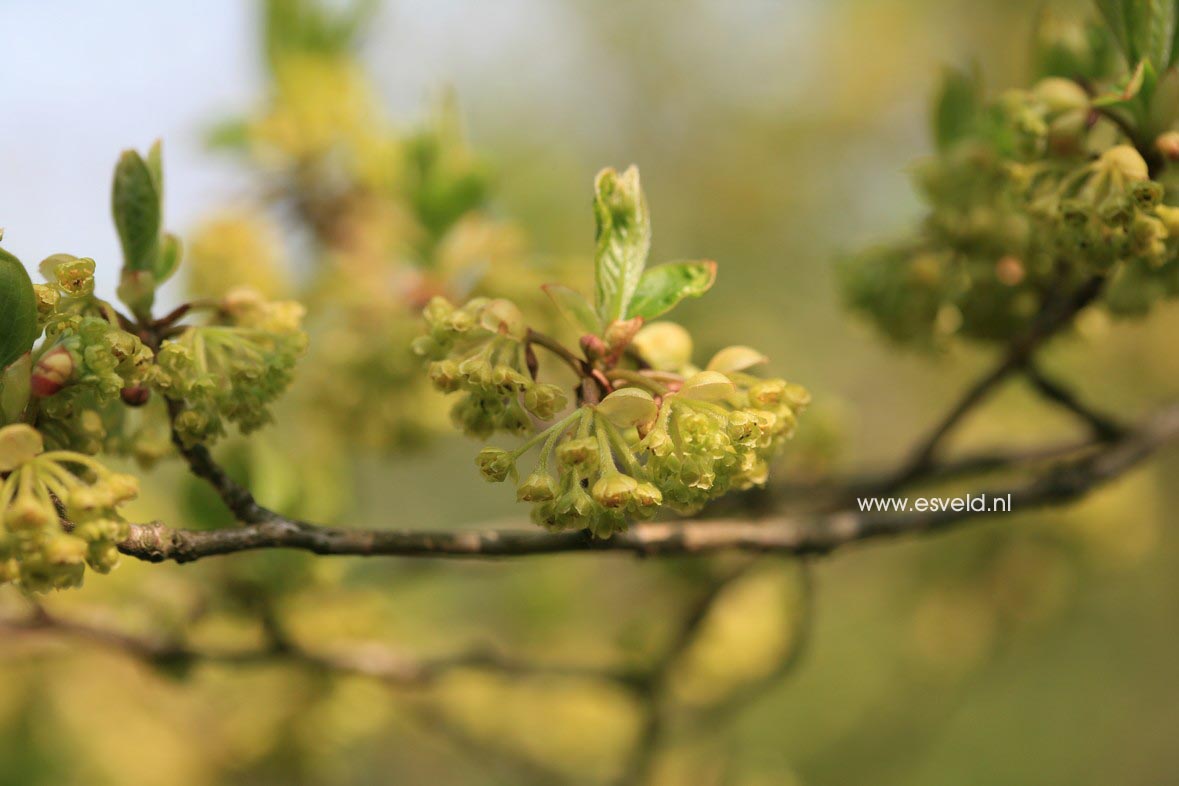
[[0, 0, 822, 302]]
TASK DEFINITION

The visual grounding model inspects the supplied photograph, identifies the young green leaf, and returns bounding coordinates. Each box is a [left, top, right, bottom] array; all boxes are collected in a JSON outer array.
[[593, 166, 651, 324], [154, 232, 184, 285], [112, 149, 161, 273], [0, 247, 39, 370], [542, 284, 601, 335], [627, 260, 717, 320], [146, 139, 164, 193], [932, 65, 981, 151]]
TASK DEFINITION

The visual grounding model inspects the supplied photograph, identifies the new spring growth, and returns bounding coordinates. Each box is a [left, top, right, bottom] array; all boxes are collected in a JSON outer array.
[[0, 424, 137, 592], [152, 287, 308, 448], [419, 166, 808, 537], [842, 52, 1179, 346]]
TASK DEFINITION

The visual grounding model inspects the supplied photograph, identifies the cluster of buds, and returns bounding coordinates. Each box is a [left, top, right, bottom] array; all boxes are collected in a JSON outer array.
[[843, 71, 1179, 346], [0, 424, 137, 592], [472, 340, 808, 537], [414, 296, 568, 438], [151, 287, 308, 447], [32, 314, 154, 454]]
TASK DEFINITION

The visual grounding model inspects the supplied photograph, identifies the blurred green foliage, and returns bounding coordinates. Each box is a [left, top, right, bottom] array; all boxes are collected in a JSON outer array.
[[2, 0, 1178, 784]]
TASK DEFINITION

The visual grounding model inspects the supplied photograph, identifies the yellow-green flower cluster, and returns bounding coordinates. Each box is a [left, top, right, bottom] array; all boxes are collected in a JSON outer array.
[[152, 288, 308, 447], [474, 343, 808, 538], [842, 76, 1179, 345], [33, 314, 154, 454], [0, 424, 136, 592], [414, 296, 568, 438]]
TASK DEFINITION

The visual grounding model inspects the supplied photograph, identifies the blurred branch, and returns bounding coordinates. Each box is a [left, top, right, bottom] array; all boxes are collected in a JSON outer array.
[[0, 607, 581, 785], [615, 561, 758, 786], [687, 563, 816, 729], [879, 274, 1107, 492], [0, 608, 634, 690], [1023, 362, 1127, 441], [119, 402, 1179, 563]]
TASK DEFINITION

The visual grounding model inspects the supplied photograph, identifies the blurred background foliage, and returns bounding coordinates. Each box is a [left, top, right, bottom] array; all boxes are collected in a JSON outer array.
[[2, 0, 1179, 784]]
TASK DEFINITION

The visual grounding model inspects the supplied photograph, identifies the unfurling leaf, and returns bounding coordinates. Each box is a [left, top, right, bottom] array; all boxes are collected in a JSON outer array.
[[1096, 0, 1178, 70], [593, 165, 651, 324], [112, 148, 162, 274], [628, 260, 717, 320], [0, 247, 39, 370], [155, 233, 184, 285], [597, 387, 658, 427], [543, 284, 601, 335]]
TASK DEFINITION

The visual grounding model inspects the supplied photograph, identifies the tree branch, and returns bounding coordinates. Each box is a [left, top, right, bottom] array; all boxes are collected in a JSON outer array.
[[1024, 362, 1126, 441], [117, 402, 1179, 562], [0, 609, 634, 690]]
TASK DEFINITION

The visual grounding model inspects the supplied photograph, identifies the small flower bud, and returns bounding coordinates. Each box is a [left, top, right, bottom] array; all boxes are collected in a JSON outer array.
[[556, 437, 598, 468], [31, 346, 75, 398], [428, 360, 462, 392], [1032, 77, 1088, 113], [633, 322, 693, 372], [1156, 131, 1179, 161], [4, 496, 54, 531], [120, 385, 151, 407], [475, 447, 514, 482], [516, 472, 557, 502], [592, 474, 640, 508], [43, 535, 87, 566], [995, 256, 1025, 286], [480, 299, 527, 340], [1098, 145, 1148, 182]]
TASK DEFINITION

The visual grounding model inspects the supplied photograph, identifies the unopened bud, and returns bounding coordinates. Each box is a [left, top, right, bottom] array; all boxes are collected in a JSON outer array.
[[30, 346, 74, 398], [120, 385, 151, 407], [1156, 131, 1179, 161]]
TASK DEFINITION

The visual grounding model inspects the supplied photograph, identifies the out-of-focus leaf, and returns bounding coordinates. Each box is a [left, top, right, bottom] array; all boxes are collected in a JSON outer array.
[[932, 65, 981, 151], [1096, 0, 1179, 68], [543, 284, 601, 335], [0, 247, 39, 370], [0, 353, 32, 425], [627, 260, 717, 320], [1093, 58, 1148, 107], [154, 233, 183, 285]]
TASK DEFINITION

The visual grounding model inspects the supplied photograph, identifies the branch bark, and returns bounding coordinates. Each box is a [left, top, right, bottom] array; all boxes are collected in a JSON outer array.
[[118, 403, 1179, 564]]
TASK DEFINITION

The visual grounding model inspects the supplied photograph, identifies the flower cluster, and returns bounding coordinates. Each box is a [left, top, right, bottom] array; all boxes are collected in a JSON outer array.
[[152, 288, 308, 448], [414, 296, 568, 438], [29, 257, 154, 454], [0, 424, 137, 592], [419, 165, 808, 536], [474, 347, 808, 537], [842, 72, 1179, 346]]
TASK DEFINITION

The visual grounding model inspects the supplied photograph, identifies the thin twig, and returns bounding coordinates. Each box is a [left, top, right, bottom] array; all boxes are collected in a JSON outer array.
[[1024, 362, 1126, 441], [881, 274, 1107, 492]]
